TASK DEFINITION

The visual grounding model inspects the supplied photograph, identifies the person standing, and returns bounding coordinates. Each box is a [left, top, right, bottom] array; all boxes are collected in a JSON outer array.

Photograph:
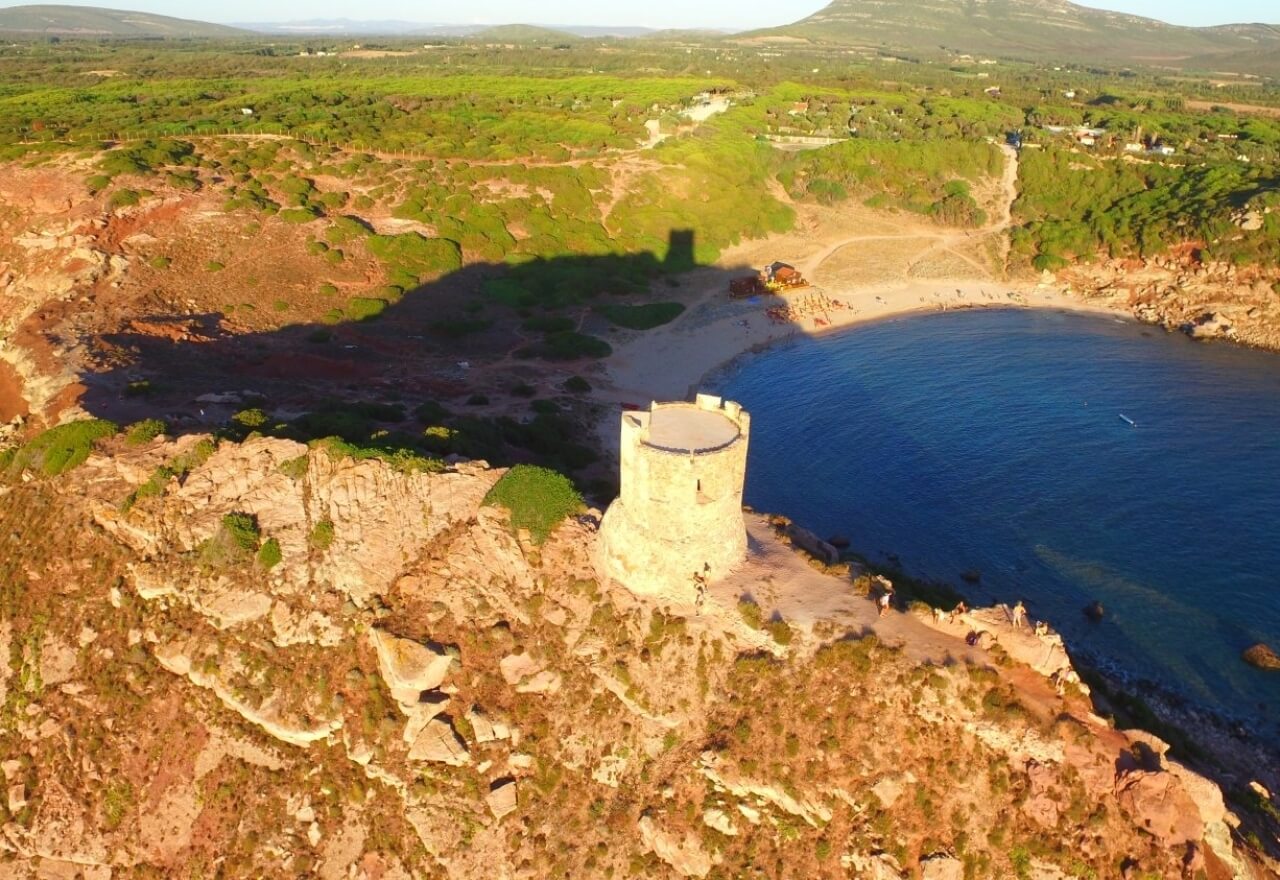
[[1012, 600, 1027, 628]]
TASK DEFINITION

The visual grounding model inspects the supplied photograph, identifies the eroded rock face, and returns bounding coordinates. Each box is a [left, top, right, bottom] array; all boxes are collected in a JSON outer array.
[[637, 815, 714, 878], [1114, 768, 1204, 847], [96, 436, 503, 605]]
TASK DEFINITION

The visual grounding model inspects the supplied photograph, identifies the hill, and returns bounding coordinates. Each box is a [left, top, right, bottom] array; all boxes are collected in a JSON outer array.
[[758, 0, 1280, 75], [0, 4, 246, 37], [469, 23, 579, 42]]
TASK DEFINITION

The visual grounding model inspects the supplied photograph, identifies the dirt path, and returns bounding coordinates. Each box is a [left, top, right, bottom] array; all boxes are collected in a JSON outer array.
[[799, 143, 1019, 284]]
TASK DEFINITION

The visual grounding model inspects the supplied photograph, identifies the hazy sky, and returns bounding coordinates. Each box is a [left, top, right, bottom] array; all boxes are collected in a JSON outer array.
[[4, 0, 1276, 28]]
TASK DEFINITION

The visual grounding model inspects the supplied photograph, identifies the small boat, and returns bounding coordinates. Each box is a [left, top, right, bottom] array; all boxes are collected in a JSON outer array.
[[1119, 414, 1137, 427]]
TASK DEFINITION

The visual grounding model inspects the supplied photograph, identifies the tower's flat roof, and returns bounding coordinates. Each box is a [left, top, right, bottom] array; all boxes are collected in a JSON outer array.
[[644, 406, 740, 454]]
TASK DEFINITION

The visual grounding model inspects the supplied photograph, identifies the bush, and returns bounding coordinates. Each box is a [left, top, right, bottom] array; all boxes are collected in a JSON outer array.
[[564, 376, 592, 393], [108, 189, 141, 210], [221, 512, 261, 552], [279, 206, 322, 224], [257, 537, 282, 569], [124, 418, 166, 446], [597, 302, 685, 330], [7, 419, 118, 477], [310, 520, 335, 551], [483, 464, 583, 544], [148, 255, 171, 270], [541, 331, 612, 361], [346, 297, 387, 321]]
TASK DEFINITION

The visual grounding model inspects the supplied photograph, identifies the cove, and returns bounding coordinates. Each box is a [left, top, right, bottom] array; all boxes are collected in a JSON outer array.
[[715, 308, 1280, 728]]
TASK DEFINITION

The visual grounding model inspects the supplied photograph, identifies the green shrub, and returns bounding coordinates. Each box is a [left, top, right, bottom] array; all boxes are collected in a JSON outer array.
[[7, 419, 118, 477], [257, 537, 282, 569], [483, 464, 583, 544], [279, 455, 308, 480], [205, 260, 225, 272], [148, 256, 171, 270], [312, 437, 444, 474], [310, 520, 335, 551], [220, 512, 261, 552], [540, 331, 612, 361], [366, 232, 462, 277], [738, 596, 764, 630], [273, 300, 290, 312], [108, 189, 141, 209], [279, 206, 322, 224], [346, 297, 387, 321], [564, 376, 592, 393], [125, 418, 166, 446], [597, 302, 685, 330]]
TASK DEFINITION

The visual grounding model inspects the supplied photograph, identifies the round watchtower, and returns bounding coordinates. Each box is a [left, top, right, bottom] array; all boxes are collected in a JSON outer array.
[[595, 394, 750, 603]]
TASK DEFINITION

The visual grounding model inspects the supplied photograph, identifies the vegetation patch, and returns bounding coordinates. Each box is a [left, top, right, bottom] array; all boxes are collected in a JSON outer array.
[[6, 419, 118, 477], [597, 302, 685, 330], [483, 464, 583, 544]]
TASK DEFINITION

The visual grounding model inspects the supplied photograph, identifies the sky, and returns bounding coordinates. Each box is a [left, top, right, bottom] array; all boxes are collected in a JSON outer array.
[[3, 0, 1276, 29]]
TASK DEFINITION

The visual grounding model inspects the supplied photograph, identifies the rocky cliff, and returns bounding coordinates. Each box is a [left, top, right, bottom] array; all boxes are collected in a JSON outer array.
[[0, 434, 1275, 878]]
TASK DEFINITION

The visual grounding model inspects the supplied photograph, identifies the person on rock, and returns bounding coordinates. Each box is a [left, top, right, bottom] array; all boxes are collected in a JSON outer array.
[[1011, 600, 1027, 628]]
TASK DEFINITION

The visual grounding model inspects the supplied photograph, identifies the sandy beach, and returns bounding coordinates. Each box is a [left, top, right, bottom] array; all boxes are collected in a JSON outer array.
[[604, 275, 1124, 407]]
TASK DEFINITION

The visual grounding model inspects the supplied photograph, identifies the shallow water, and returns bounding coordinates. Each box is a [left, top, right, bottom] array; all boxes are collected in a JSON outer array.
[[716, 308, 1280, 726]]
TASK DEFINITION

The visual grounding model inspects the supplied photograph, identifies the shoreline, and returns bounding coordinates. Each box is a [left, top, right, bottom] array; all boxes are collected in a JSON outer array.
[[603, 275, 1127, 407]]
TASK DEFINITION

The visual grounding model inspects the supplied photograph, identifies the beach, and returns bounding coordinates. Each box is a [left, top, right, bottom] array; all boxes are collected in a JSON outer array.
[[603, 273, 1125, 408]]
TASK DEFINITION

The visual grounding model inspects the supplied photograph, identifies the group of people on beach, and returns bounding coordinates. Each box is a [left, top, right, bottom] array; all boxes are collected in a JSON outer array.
[[765, 292, 845, 326]]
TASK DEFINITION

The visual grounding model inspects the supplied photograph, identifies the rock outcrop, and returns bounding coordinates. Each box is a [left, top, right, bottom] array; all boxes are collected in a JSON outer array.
[[1243, 642, 1280, 670]]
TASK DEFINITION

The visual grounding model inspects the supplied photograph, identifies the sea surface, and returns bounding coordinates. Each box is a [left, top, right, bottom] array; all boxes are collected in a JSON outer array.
[[715, 308, 1280, 726]]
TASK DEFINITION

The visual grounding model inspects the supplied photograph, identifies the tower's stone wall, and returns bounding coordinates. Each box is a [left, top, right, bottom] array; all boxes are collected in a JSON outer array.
[[595, 394, 750, 603]]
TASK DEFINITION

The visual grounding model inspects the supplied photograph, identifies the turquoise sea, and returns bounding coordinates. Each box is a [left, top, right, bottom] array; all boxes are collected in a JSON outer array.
[[716, 308, 1280, 729]]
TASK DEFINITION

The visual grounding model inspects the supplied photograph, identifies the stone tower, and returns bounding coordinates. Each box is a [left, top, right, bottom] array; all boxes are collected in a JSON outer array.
[[595, 394, 750, 603]]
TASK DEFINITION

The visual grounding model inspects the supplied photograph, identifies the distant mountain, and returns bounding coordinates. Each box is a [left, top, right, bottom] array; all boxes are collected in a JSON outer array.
[[755, 0, 1280, 75], [236, 18, 449, 36], [237, 19, 659, 39], [468, 24, 580, 42], [0, 4, 246, 37]]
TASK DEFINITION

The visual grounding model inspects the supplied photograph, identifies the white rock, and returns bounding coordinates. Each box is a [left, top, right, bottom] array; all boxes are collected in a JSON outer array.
[[407, 718, 470, 765], [371, 629, 453, 706], [703, 808, 737, 837], [487, 779, 518, 820]]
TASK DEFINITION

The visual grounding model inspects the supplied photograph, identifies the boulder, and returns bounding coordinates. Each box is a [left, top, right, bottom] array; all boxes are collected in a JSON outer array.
[[371, 629, 454, 705], [920, 853, 963, 880], [1242, 643, 1280, 671], [407, 717, 470, 766], [486, 778, 518, 820]]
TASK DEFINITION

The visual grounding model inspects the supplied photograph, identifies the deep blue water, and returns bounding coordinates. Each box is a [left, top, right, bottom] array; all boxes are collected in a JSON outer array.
[[716, 308, 1280, 725]]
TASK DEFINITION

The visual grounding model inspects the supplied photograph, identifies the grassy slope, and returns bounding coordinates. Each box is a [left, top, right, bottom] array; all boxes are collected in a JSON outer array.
[[0, 4, 247, 37]]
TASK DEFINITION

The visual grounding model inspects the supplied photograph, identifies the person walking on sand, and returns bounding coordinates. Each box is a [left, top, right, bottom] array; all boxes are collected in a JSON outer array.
[[1011, 600, 1026, 628], [949, 601, 968, 624]]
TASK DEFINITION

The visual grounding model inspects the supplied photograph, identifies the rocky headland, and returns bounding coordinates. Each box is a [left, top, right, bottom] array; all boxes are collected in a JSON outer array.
[[1, 432, 1277, 878]]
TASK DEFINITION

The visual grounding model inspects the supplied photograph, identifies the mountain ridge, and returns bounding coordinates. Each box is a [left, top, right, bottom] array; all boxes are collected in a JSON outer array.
[[0, 3, 247, 37], [757, 0, 1280, 74]]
